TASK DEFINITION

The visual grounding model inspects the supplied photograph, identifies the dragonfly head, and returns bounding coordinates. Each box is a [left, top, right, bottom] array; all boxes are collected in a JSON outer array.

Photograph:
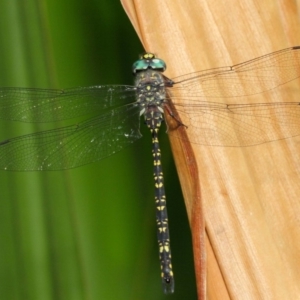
[[132, 53, 166, 74]]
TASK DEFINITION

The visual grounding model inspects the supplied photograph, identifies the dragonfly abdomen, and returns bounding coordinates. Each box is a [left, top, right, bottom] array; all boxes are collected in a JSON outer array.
[[149, 113, 174, 293]]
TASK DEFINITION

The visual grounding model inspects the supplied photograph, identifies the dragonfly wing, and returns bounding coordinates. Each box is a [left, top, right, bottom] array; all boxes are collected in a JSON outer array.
[[169, 102, 300, 146], [0, 103, 141, 170], [0, 85, 136, 122], [172, 46, 300, 99]]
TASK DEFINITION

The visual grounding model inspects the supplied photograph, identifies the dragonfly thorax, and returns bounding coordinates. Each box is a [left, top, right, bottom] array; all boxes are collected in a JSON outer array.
[[135, 69, 167, 130]]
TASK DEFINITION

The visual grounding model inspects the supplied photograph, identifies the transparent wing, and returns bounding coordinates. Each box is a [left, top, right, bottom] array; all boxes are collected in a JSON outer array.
[[0, 104, 141, 170], [169, 102, 300, 146], [0, 85, 136, 122], [171, 46, 300, 99]]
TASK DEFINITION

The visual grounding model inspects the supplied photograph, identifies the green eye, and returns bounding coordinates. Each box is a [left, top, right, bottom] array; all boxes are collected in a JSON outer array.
[[150, 58, 166, 70]]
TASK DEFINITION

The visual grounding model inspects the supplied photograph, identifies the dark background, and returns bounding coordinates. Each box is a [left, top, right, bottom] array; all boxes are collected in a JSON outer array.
[[0, 1, 196, 299]]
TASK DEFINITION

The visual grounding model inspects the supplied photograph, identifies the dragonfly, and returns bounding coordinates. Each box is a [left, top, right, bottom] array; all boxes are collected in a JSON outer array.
[[0, 46, 300, 293]]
